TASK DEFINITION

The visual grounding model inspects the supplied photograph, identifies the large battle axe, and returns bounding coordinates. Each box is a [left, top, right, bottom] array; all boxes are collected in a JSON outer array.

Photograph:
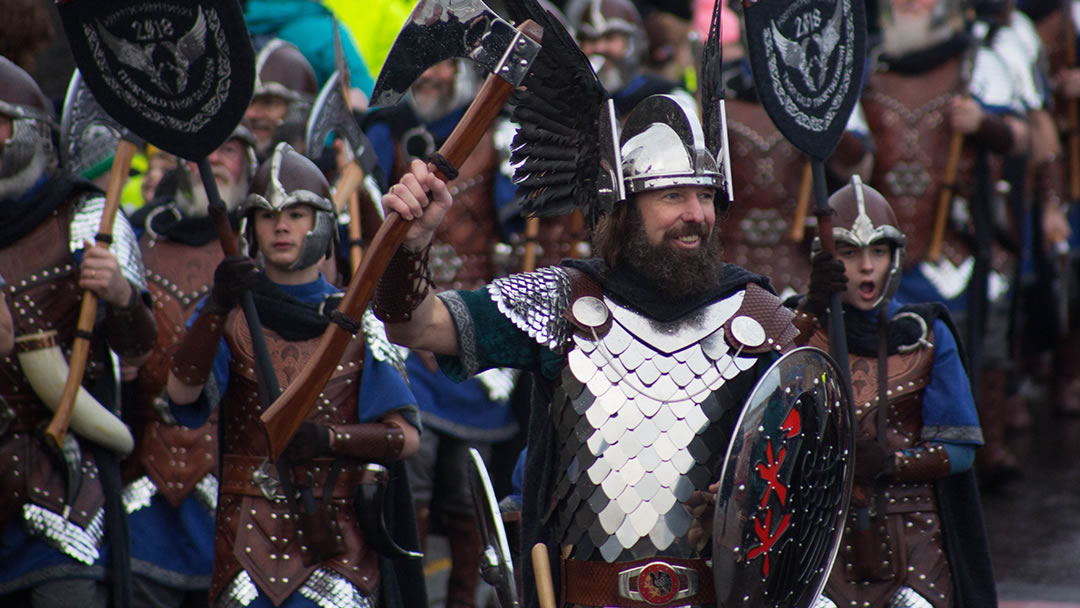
[[261, 0, 543, 459]]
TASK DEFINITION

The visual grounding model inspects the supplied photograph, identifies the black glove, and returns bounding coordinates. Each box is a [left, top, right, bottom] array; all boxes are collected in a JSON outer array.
[[801, 250, 848, 317], [854, 435, 892, 486], [206, 255, 259, 315], [283, 421, 332, 462]]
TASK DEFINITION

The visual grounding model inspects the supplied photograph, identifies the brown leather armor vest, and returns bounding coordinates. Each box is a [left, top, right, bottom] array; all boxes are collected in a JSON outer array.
[[209, 309, 377, 606], [128, 236, 222, 507], [0, 202, 107, 530], [863, 59, 976, 268], [723, 98, 813, 295], [808, 327, 950, 606]]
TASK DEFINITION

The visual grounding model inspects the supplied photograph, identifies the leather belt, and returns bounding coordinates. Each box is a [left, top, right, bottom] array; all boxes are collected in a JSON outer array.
[[562, 557, 715, 607], [220, 454, 383, 500]]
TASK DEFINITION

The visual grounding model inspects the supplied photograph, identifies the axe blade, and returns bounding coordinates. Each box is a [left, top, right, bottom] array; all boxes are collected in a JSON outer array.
[[305, 71, 363, 160], [371, 0, 540, 107], [59, 70, 139, 175]]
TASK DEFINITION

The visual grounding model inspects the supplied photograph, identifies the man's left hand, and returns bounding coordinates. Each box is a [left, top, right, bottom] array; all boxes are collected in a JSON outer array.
[[80, 243, 133, 308]]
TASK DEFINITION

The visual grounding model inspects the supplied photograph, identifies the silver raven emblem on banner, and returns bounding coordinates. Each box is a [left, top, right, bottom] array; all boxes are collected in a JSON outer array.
[[769, 0, 844, 92], [96, 6, 208, 97]]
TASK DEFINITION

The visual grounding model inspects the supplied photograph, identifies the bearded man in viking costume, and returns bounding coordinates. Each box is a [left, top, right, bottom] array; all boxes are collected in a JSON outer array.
[[120, 125, 257, 608], [0, 56, 157, 607], [792, 177, 994, 608], [378, 93, 816, 608], [166, 143, 424, 608]]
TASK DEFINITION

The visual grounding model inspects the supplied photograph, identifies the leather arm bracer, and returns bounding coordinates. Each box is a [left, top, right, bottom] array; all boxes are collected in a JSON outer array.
[[888, 442, 951, 484], [105, 282, 157, 358], [373, 244, 434, 323], [327, 421, 406, 462], [169, 309, 226, 387]]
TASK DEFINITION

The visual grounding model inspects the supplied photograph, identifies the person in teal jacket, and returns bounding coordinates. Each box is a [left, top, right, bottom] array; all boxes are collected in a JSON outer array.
[[244, 0, 375, 102]]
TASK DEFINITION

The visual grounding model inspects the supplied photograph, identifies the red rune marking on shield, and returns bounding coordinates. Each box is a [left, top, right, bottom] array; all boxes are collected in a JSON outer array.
[[747, 507, 791, 577], [781, 405, 801, 437], [756, 441, 788, 507], [637, 562, 679, 605]]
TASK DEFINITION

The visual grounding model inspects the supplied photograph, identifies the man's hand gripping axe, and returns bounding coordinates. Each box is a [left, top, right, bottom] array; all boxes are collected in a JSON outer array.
[[261, 0, 543, 460]]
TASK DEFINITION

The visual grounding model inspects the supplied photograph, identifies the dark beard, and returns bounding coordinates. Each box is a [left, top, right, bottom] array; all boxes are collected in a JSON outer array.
[[619, 206, 724, 298]]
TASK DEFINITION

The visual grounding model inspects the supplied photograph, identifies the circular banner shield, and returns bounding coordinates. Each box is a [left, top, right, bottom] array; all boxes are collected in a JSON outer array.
[[59, 0, 254, 160], [742, 0, 866, 161], [712, 346, 854, 608]]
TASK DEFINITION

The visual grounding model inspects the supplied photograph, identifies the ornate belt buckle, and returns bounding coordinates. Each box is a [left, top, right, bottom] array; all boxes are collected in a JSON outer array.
[[617, 561, 697, 606], [251, 460, 285, 502]]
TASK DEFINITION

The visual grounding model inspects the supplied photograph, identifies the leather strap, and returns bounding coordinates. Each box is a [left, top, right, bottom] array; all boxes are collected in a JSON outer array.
[[562, 557, 715, 607], [327, 421, 406, 461], [105, 283, 156, 358], [890, 442, 951, 484]]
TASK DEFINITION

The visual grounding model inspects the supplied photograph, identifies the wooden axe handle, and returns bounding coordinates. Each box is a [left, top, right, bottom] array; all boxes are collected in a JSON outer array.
[[531, 543, 557, 608], [45, 138, 137, 450], [348, 190, 365, 272], [522, 217, 541, 272], [928, 132, 965, 262], [788, 160, 813, 242], [260, 21, 542, 459]]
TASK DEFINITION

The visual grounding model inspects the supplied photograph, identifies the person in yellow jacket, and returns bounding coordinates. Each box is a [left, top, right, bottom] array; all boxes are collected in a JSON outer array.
[[324, 0, 415, 77]]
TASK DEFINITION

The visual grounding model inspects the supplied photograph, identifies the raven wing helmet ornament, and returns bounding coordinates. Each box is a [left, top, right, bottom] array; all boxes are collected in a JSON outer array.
[[700, 0, 734, 204], [502, 0, 609, 226]]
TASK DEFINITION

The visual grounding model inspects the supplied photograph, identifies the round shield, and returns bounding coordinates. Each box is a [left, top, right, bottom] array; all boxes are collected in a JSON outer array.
[[742, 0, 867, 161], [59, 0, 255, 160], [712, 346, 854, 608], [467, 448, 519, 608]]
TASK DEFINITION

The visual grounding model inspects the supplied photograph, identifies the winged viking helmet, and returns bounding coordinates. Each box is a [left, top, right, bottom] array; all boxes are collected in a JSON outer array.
[[506, 0, 732, 227]]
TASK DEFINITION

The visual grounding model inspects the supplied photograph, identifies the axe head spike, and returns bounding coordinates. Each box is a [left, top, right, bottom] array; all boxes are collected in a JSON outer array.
[[60, 70, 139, 176], [371, 0, 541, 107]]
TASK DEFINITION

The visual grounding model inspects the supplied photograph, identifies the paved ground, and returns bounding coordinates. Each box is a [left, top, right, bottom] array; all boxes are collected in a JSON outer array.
[[421, 379, 1080, 607]]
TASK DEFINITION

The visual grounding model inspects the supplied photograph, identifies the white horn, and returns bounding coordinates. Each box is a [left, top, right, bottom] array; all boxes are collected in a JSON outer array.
[[14, 331, 134, 455]]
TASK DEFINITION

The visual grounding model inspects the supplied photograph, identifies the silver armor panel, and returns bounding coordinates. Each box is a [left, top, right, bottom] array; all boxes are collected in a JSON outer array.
[[122, 473, 219, 515], [23, 501, 106, 565], [488, 267, 573, 352], [361, 308, 408, 381], [216, 567, 377, 608], [549, 290, 759, 562], [69, 194, 148, 292]]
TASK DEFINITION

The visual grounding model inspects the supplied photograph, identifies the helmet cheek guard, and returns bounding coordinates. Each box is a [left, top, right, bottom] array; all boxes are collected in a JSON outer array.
[[0, 56, 57, 184]]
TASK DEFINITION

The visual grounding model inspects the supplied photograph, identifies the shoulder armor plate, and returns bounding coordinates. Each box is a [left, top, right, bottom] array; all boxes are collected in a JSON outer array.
[[362, 308, 409, 381], [70, 194, 148, 293], [488, 267, 573, 352]]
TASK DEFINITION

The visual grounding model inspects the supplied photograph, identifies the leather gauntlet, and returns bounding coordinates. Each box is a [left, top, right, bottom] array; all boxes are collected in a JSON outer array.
[[105, 283, 157, 358], [971, 114, 1015, 155], [327, 421, 406, 462], [888, 442, 951, 483], [373, 244, 433, 323], [170, 309, 226, 386]]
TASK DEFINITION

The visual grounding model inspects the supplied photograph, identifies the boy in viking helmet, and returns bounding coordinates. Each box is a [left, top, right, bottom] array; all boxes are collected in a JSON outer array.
[[793, 177, 993, 608], [166, 143, 424, 608]]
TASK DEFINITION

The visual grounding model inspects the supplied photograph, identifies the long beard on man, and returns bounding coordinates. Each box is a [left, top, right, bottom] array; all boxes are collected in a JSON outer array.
[[619, 203, 725, 298], [881, 11, 952, 57]]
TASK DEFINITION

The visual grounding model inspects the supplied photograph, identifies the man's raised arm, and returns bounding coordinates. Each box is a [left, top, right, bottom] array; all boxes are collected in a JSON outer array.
[[376, 159, 462, 355]]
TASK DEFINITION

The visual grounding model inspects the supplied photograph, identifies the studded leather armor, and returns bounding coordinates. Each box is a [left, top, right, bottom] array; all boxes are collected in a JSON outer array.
[[488, 268, 798, 566], [806, 324, 954, 608], [209, 307, 400, 607], [722, 98, 813, 295], [125, 235, 222, 509], [0, 195, 144, 562]]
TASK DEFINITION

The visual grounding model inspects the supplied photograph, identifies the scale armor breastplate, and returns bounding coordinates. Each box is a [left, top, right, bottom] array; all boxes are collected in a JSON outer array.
[[723, 99, 812, 295], [863, 60, 974, 267], [490, 269, 798, 563], [127, 236, 223, 507]]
